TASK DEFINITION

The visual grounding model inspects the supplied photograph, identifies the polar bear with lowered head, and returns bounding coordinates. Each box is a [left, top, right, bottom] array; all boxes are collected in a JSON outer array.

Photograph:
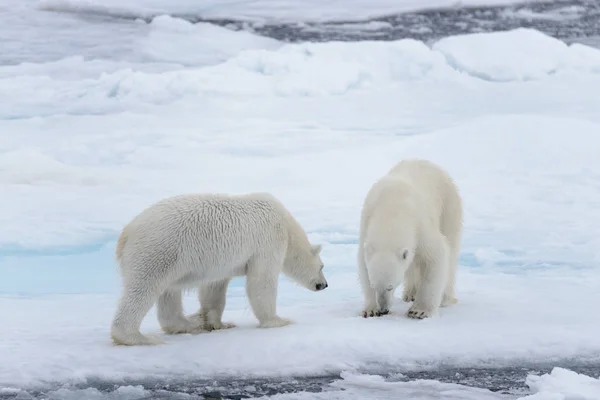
[[111, 192, 328, 346], [358, 159, 462, 319]]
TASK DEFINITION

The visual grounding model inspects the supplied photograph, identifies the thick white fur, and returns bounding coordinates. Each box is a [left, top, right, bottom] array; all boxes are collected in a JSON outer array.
[[111, 192, 328, 346], [358, 159, 463, 319]]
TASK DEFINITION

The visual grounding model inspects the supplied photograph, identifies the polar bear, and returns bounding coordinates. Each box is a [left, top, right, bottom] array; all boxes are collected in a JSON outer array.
[[358, 159, 462, 319], [111, 192, 328, 346]]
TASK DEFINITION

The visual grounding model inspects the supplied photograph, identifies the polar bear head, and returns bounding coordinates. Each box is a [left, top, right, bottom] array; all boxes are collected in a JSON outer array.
[[283, 243, 328, 292], [363, 242, 415, 293]]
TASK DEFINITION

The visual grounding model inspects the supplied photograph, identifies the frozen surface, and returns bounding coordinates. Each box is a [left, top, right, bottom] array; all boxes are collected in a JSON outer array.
[[266, 369, 600, 399], [2, 28, 600, 250], [3, 369, 599, 399], [521, 368, 600, 400], [433, 27, 600, 81], [1, 11, 600, 400], [38, 0, 548, 22], [4, 1, 599, 66]]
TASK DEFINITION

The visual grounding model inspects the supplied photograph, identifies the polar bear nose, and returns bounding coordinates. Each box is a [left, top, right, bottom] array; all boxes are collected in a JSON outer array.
[[315, 282, 328, 291]]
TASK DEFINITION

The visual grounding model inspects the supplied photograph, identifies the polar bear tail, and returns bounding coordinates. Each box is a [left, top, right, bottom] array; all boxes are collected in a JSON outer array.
[[115, 227, 128, 263]]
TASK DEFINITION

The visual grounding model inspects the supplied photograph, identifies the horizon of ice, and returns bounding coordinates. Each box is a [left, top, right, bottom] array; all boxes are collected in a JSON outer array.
[[2, 17, 600, 400], [37, 0, 550, 22]]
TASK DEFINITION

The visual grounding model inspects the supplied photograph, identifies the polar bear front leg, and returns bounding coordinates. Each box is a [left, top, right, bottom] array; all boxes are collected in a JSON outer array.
[[157, 289, 202, 335], [407, 233, 449, 320], [246, 254, 291, 329], [358, 251, 380, 318], [190, 278, 236, 331], [402, 264, 419, 303], [376, 288, 394, 316]]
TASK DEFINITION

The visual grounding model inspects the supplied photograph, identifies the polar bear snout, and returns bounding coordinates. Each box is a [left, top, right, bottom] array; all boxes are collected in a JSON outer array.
[[315, 282, 328, 291]]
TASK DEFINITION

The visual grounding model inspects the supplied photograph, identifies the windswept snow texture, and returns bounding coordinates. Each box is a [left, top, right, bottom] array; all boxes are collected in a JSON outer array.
[[2, 4, 600, 400]]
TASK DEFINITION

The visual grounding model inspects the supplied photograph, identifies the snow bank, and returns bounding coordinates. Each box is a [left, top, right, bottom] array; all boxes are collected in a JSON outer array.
[[273, 371, 600, 399], [0, 149, 122, 186], [0, 56, 181, 81], [521, 367, 600, 400], [140, 15, 281, 66], [433, 28, 600, 81], [303, 372, 511, 399], [38, 0, 547, 22], [2, 28, 600, 119]]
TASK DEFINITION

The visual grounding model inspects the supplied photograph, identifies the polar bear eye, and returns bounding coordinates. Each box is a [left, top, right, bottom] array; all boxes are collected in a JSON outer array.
[[395, 249, 410, 260]]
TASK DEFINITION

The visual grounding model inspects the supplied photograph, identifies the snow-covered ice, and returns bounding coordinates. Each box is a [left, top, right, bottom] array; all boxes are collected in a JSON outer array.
[[267, 369, 600, 399], [1, 4, 600, 399]]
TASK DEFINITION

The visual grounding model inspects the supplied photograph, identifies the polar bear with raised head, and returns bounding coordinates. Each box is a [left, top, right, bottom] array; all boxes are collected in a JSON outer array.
[[358, 159, 462, 319], [111, 192, 328, 346]]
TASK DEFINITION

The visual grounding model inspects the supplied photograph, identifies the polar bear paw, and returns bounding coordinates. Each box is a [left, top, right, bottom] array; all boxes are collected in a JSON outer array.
[[112, 331, 165, 346], [441, 294, 458, 307], [204, 321, 237, 331], [402, 293, 415, 303], [259, 316, 292, 329], [407, 304, 435, 319], [362, 305, 389, 318], [188, 311, 237, 332], [162, 317, 206, 335]]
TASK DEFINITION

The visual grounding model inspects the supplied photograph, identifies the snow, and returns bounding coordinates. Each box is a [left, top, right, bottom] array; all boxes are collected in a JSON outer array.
[[141, 16, 282, 67], [38, 0, 548, 22], [1, 7, 600, 400], [521, 368, 600, 400], [261, 372, 514, 399], [3, 261, 600, 386], [266, 370, 600, 399], [500, 5, 588, 22], [433, 28, 600, 81]]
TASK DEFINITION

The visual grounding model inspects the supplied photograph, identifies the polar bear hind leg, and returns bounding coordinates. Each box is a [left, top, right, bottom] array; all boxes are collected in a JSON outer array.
[[188, 278, 236, 331], [111, 280, 166, 346]]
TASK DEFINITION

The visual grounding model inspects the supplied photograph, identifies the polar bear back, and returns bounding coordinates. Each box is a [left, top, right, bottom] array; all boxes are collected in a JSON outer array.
[[386, 159, 463, 240], [117, 192, 294, 282]]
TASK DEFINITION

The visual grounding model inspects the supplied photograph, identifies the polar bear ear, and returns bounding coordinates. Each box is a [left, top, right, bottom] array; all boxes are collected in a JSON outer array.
[[311, 244, 322, 255]]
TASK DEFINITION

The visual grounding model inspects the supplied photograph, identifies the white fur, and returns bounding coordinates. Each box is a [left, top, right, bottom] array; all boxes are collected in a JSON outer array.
[[111, 192, 328, 346], [358, 159, 463, 319]]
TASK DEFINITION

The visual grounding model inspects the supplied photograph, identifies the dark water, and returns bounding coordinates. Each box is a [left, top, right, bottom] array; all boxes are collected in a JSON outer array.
[[3, 0, 599, 65], [3, 363, 600, 399], [56, 0, 600, 45], [174, 0, 600, 44]]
